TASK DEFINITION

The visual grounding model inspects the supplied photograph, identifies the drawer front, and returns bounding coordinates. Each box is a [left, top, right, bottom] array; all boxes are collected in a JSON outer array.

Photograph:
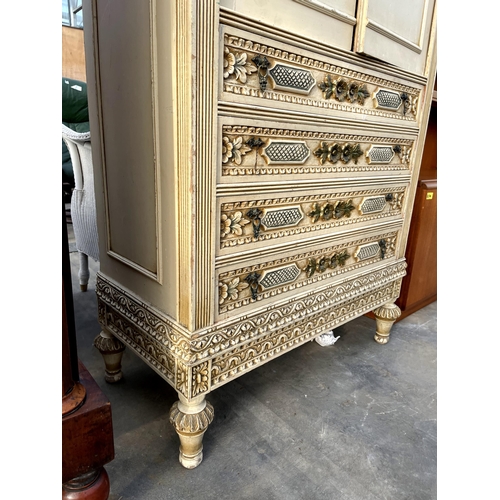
[[216, 225, 401, 321], [220, 25, 422, 125], [218, 184, 407, 256], [219, 120, 415, 183]]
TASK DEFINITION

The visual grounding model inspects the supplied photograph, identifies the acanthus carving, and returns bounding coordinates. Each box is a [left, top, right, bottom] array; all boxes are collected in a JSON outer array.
[[93, 333, 125, 354], [176, 362, 190, 398], [170, 401, 214, 434]]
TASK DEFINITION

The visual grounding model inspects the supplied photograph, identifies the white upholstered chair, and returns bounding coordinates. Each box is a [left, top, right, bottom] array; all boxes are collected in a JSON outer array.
[[62, 125, 99, 291]]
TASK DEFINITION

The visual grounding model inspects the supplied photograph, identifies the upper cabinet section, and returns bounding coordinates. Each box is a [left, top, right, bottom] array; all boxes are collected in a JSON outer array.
[[220, 0, 358, 52], [221, 0, 436, 76], [353, 0, 436, 75]]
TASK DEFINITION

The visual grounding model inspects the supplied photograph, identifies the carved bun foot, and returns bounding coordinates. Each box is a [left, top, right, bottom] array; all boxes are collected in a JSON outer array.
[[169, 395, 214, 469], [373, 302, 401, 344], [93, 330, 125, 383], [62, 468, 110, 500]]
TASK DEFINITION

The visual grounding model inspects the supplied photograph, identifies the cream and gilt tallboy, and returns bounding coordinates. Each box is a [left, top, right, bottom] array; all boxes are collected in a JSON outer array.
[[83, 0, 436, 468]]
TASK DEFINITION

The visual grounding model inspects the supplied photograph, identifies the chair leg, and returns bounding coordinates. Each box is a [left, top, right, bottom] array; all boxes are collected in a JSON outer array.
[[93, 329, 125, 383], [78, 252, 90, 292]]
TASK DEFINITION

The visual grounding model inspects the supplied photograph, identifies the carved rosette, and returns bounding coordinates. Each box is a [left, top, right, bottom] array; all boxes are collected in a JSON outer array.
[[221, 211, 250, 238], [176, 361, 212, 399], [192, 362, 210, 397], [223, 47, 257, 83]]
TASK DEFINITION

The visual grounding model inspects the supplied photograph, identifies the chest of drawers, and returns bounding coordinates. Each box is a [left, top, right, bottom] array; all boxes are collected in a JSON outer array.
[[83, 0, 436, 469]]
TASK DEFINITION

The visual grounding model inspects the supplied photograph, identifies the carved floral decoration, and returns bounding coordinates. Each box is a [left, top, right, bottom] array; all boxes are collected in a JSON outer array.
[[318, 75, 370, 104], [314, 142, 363, 165], [303, 250, 351, 278], [219, 277, 249, 305], [221, 211, 250, 238], [222, 136, 252, 165], [308, 200, 356, 223], [222, 136, 265, 165], [223, 47, 257, 83], [192, 362, 210, 397], [393, 144, 412, 165], [401, 93, 418, 116], [386, 193, 404, 210], [219, 245, 355, 305]]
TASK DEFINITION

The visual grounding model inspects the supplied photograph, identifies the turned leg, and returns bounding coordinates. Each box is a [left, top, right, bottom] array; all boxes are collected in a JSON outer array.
[[62, 468, 110, 500], [169, 394, 214, 469], [93, 330, 125, 383], [373, 301, 401, 344], [78, 252, 90, 292]]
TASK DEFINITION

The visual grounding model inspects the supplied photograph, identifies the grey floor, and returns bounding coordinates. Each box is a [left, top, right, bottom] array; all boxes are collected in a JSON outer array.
[[67, 223, 437, 500]]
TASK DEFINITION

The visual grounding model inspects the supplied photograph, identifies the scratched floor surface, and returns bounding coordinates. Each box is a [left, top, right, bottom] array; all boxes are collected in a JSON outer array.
[[68, 222, 437, 500]]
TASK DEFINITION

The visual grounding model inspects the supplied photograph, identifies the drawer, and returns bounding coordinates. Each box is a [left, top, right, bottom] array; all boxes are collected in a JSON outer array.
[[220, 25, 423, 126], [215, 223, 401, 321], [218, 118, 415, 185], [217, 182, 407, 257]]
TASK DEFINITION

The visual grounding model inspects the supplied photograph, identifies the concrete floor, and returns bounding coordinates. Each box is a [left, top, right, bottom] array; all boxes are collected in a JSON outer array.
[[67, 223, 437, 500]]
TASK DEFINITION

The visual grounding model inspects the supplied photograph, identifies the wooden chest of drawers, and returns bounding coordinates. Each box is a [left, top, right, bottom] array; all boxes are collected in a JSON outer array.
[[83, 0, 436, 469]]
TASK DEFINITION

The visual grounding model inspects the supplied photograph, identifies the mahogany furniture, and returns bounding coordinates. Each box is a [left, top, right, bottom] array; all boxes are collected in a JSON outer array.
[[63, 208, 114, 499], [396, 178, 437, 320], [82, 0, 437, 469], [396, 91, 437, 320]]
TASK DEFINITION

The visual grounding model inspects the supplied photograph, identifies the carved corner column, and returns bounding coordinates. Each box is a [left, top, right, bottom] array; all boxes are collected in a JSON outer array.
[[169, 394, 214, 469], [373, 301, 402, 344], [93, 329, 126, 383]]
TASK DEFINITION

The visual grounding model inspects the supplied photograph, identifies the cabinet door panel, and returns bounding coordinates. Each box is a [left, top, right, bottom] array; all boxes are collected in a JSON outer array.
[[220, 0, 357, 51], [354, 0, 436, 75]]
